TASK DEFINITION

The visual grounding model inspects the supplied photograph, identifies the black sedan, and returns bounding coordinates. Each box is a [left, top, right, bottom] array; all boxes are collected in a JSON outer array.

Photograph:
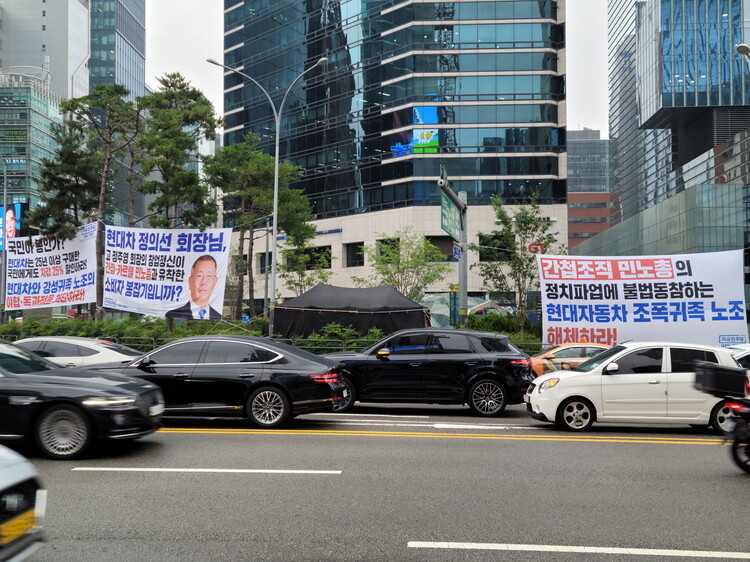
[[94, 335, 345, 428], [325, 328, 534, 416], [0, 341, 163, 460]]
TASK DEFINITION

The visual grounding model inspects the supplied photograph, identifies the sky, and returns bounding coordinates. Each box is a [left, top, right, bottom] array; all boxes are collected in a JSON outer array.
[[145, 0, 609, 136]]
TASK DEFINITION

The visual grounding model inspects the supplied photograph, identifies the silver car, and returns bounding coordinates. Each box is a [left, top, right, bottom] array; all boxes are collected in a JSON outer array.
[[0, 445, 45, 561]]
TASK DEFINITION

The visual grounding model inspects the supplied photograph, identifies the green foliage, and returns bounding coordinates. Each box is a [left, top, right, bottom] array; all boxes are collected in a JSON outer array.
[[136, 72, 220, 229], [469, 194, 562, 333], [293, 324, 386, 354], [466, 312, 518, 334], [352, 226, 451, 301], [278, 245, 334, 296]]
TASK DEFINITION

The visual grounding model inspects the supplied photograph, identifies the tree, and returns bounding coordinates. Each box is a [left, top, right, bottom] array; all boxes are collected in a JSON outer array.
[[203, 134, 312, 319], [352, 226, 451, 301], [469, 194, 562, 333], [278, 242, 334, 296], [26, 120, 102, 239], [136, 72, 220, 229], [60, 84, 145, 319]]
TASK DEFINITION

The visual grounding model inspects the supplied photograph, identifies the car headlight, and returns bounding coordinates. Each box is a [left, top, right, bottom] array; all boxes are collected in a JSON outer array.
[[538, 378, 560, 393], [82, 396, 136, 408]]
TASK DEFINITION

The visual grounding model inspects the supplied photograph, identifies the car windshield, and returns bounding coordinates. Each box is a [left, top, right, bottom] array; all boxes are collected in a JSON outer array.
[[98, 342, 143, 357], [572, 345, 625, 372], [0, 342, 58, 374]]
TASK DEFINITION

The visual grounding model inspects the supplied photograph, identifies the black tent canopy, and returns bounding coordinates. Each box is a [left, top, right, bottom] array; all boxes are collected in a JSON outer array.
[[273, 284, 429, 338]]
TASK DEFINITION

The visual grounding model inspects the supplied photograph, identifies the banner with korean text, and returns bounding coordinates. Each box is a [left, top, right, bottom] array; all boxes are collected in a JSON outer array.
[[537, 251, 748, 348], [5, 223, 97, 310], [104, 226, 232, 319]]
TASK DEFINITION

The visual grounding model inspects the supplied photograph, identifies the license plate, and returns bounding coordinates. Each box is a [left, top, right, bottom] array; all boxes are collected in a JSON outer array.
[[149, 403, 165, 417], [0, 509, 34, 545]]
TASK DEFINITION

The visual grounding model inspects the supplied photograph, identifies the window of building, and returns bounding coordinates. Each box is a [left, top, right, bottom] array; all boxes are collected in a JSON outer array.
[[345, 242, 364, 267], [427, 236, 455, 261], [42, 25, 46, 31], [41, 44, 46, 51]]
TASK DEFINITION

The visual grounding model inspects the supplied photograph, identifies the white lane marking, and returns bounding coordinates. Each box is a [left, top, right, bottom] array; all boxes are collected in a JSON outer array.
[[72, 468, 340, 475], [308, 412, 430, 419], [306, 420, 535, 430], [407, 542, 750, 559]]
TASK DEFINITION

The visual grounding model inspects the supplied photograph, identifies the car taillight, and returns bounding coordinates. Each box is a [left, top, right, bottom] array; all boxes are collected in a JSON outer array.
[[510, 359, 531, 366], [309, 372, 339, 384], [726, 402, 750, 414]]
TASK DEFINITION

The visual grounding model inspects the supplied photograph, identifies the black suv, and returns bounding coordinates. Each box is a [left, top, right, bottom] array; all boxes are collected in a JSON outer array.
[[325, 329, 533, 416]]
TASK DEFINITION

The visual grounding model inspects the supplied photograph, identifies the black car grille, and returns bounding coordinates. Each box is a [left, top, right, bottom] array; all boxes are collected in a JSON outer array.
[[134, 389, 163, 417], [0, 478, 39, 526]]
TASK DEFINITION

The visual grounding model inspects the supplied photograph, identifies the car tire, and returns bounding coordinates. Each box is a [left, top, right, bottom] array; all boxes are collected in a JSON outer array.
[[246, 386, 291, 429], [333, 376, 356, 413], [556, 397, 595, 431], [35, 404, 92, 460], [467, 379, 507, 416], [709, 401, 734, 435]]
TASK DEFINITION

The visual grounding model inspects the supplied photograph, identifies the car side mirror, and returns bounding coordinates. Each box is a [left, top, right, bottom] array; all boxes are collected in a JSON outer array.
[[546, 353, 556, 360], [376, 348, 391, 359], [604, 362, 619, 374], [137, 357, 155, 369]]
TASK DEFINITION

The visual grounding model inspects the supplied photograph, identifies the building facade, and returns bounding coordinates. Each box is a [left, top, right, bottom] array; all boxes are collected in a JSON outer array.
[[222, 0, 569, 309], [572, 0, 749, 262], [566, 128, 616, 247]]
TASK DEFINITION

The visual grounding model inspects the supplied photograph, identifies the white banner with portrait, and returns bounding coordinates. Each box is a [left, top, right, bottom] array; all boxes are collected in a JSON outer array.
[[104, 226, 232, 319], [5, 223, 97, 310], [537, 251, 748, 348]]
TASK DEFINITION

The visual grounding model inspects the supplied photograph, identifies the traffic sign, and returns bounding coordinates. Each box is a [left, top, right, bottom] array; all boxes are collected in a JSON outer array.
[[441, 192, 460, 242]]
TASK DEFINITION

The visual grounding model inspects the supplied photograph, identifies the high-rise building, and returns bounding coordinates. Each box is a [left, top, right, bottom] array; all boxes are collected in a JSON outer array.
[[572, 0, 748, 257], [90, 0, 146, 98], [222, 0, 568, 308], [566, 129, 616, 248], [0, 0, 90, 99]]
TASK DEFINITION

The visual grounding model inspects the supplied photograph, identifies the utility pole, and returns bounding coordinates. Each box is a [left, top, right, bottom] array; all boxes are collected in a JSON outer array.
[[437, 165, 468, 326]]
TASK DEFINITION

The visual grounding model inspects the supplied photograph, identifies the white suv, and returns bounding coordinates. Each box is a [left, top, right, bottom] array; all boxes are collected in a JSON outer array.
[[0, 445, 45, 560], [525, 341, 738, 432]]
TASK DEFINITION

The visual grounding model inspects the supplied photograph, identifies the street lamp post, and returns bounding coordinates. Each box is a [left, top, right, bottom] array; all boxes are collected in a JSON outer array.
[[0, 156, 8, 324], [207, 56, 327, 337]]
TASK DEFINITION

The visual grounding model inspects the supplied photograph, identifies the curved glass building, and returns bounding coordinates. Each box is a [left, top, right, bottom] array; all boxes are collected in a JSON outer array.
[[221, 0, 568, 306]]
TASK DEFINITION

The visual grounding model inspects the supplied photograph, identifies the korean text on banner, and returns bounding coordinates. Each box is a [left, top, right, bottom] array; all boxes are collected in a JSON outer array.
[[103, 226, 232, 319], [5, 223, 97, 310], [536, 251, 748, 348]]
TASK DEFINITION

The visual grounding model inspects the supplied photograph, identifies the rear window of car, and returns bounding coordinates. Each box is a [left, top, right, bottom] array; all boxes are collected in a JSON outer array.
[[670, 347, 718, 372], [98, 342, 143, 357], [478, 337, 509, 353]]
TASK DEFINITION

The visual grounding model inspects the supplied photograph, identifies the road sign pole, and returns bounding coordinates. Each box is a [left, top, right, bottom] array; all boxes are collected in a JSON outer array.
[[437, 166, 468, 327]]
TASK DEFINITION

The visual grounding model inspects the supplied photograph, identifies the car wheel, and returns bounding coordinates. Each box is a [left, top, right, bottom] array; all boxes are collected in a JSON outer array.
[[730, 438, 750, 474], [35, 404, 92, 460], [556, 397, 595, 431], [247, 386, 291, 429], [333, 376, 356, 413], [468, 379, 507, 416], [710, 401, 734, 435]]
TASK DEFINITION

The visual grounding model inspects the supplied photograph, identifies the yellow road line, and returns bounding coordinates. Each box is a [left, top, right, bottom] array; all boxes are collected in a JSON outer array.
[[156, 427, 723, 445]]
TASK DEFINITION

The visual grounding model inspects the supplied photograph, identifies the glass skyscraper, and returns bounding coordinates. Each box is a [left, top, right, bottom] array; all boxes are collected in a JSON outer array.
[[222, 1, 567, 304], [572, 0, 750, 258]]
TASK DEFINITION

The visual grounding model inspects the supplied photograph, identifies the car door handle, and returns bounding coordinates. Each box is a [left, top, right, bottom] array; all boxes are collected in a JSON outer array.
[[409, 363, 421, 367], [239, 373, 255, 379], [464, 362, 477, 366], [648, 380, 661, 384], [172, 373, 190, 379]]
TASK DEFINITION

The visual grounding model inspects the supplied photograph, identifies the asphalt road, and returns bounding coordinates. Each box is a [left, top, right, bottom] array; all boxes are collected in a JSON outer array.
[[14, 403, 750, 562]]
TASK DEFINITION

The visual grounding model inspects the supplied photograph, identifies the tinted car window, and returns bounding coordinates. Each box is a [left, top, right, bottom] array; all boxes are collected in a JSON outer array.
[[478, 337, 510, 353], [670, 348, 718, 372], [253, 346, 280, 362], [382, 334, 431, 355], [429, 334, 473, 354], [76, 345, 98, 357], [585, 347, 606, 357], [736, 354, 750, 369], [614, 348, 663, 374], [554, 347, 583, 359], [0, 344, 56, 374], [150, 342, 204, 364], [15, 341, 43, 352], [203, 341, 259, 364], [43, 342, 82, 357]]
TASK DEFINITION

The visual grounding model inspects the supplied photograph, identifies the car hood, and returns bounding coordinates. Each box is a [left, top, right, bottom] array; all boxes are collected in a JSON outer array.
[[0, 444, 27, 470], [534, 370, 586, 384], [18, 367, 156, 395]]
